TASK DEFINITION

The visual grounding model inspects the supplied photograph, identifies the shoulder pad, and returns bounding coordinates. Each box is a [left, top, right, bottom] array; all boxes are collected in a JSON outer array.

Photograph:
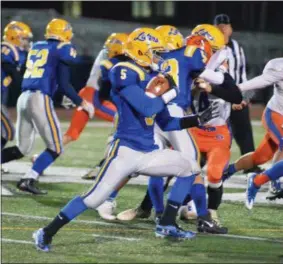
[[184, 45, 198, 58], [58, 42, 77, 63], [1, 41, 19, 62], [100, 59, 114, 70], [114, 62, 146, 81]]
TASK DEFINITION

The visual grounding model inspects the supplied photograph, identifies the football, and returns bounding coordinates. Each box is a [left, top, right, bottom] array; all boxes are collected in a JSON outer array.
[[146, 75, 170, 97]]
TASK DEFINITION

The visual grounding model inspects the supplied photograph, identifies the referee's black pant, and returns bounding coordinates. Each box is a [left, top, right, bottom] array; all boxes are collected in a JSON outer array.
[[229, 106, 255, 155]]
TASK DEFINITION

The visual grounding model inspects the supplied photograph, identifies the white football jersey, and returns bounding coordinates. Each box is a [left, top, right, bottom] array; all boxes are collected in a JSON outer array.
[[193, 92, 231, 126], [239, 58, 283, 115], [86, 49, 108, 90]]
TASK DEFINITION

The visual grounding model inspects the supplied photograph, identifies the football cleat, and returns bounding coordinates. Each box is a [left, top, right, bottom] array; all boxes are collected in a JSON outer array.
[[266, 189, 283, 201], [155, 224, 196, 240], [117, 206, 151, 221], [245, 173, 260, 210], [96, 199, 117, 221], [81, 167, 99, 180], [17, 178, 47, 195], [197, 213, 228, 234], [32, 228, 52, 252]]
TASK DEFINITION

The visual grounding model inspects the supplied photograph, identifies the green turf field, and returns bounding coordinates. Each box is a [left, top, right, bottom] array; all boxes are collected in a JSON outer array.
[[2, 122, 283, 263], [2, 183, 283, 263], [5, 122, 267, 168]]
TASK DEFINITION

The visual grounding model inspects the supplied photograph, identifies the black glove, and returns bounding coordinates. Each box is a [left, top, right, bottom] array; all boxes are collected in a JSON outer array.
[[179, 102, 220, 129], [198, 101, 220, 125]]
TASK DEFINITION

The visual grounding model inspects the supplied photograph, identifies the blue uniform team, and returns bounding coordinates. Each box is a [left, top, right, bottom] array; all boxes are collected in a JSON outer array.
[[1, 19, 94, 194], [1, 18, 282, 253]]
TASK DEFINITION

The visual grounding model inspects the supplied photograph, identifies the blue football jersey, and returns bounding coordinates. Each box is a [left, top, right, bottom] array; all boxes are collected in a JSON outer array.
[[160, 46, 206, 109], [109, 60, 162, 152], [1, 42, 27, 96], [22, 39, 77, 97]]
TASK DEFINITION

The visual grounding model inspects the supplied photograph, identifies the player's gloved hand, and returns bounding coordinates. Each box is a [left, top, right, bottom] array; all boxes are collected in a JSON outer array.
[[61, 95, 76, 109], [197, 101, 220, 125], [80, 100, 95, 119]]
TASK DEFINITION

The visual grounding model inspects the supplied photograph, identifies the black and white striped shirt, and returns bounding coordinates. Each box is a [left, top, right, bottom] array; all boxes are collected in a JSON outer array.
[[226, 38, 254, 101], [226, 38, 247, 85]]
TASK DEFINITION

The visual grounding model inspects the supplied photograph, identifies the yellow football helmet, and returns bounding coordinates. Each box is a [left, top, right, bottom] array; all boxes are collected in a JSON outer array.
[[3, 21, 33, 49], [104, 33, 128, 58], [125, 27, 166, 68], [191, 24, 225, 51], [45, 18, 73, 42], [155, 25, 184, 50]]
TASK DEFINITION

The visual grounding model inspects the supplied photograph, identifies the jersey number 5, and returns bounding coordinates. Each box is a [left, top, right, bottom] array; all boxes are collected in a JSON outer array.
[[24, 49, 49, 79], [120, 69, 127, 80]]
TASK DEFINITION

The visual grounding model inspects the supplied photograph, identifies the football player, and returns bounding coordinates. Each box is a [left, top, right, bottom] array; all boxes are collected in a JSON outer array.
[[1, 18, 94, 194], [63, 33, 128, 145], [117, 24, 241, 232], [33, 28, 223, 251], [222, 58, 283, 201], [1, 21, 33, 152]]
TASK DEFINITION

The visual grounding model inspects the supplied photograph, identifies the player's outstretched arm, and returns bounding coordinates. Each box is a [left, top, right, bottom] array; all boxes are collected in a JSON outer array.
[[156, 103, 220, 131], [194, 73, 243, 104]]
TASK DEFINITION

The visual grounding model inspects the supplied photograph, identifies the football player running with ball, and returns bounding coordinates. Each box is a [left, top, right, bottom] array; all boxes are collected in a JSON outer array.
[[33, 27, 224, 251], [118, 24, 242, 233]]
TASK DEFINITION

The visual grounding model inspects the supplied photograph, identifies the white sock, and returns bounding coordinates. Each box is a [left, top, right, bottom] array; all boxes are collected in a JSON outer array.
[[23, 169, 39, 180]]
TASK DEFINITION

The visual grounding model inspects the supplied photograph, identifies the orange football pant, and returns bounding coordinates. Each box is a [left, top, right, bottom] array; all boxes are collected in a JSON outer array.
[[251, 107, 283, 165], [189, 125, 231, 184], [65, 87, 117, 141]]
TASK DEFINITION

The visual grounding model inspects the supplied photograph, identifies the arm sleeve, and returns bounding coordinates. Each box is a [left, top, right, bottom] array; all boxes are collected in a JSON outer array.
[[57, 62, 82, 106], [119, 85, 165, 117], [98, 63, 112, 100], [2, 62, 23, 88], [238, 71, 281, 92], [156, 107, 200, 131], [199, 69, 224, 85], [210, 73, 243, 104]]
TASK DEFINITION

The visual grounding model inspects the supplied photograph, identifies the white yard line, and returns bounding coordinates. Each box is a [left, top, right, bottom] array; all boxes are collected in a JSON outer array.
[[2, 212, 282, 244], [214, 233, 283, 244], [2, 238, 33, 245], [92, 234, 141, 241], [2, 212, 116, 227]]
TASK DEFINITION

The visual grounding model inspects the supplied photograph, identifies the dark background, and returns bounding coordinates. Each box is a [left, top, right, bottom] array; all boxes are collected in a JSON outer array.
[[2, 1, 283, 33], [2, 1, 282, 106]]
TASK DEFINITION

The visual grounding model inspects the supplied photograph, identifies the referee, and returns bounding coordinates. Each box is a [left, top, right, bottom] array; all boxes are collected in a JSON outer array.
[[213, 14, 262, 173]]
